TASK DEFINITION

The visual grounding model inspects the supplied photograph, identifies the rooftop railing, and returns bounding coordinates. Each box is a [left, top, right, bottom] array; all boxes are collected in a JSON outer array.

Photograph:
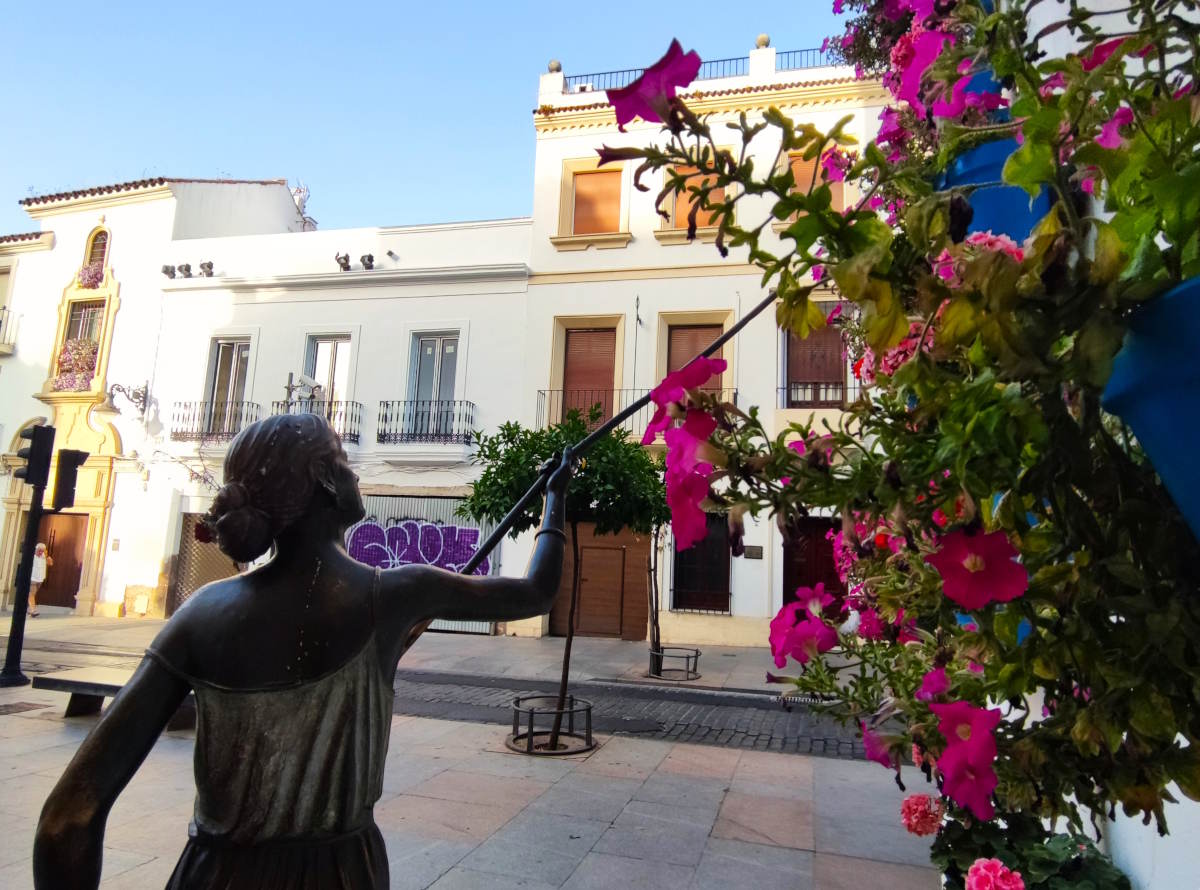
[[562, 46, 838, 94]]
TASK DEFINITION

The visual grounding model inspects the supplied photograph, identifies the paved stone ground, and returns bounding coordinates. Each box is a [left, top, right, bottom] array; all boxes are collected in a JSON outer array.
[[0, 682, 939, 890], [393, 671, 865, 758]]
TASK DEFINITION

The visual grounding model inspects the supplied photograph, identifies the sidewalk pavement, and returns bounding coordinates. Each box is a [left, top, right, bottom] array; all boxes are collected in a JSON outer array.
[[3, 611, 783, 692], [0, 681, 939, 889]]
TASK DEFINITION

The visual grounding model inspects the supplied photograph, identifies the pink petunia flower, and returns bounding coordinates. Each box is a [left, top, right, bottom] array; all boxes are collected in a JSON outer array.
[[666, 461, 712, 551], [1039, 71, 1067, 98], [608, 39, 702, 132], [894, 609, 920, 644], [932, 62, 1007, 119], [930, 701, 1002, 820], [663, 409, 718, 477], [861, 721, 897, 768], [857, 607, 886, 640], [642, 356, 727, 444], [915, 666, 949, 701], [796, 582, 835, 618], [1096, 106, 1134, 149], [769, 602, 807, 668], [925, 529, 1028, 611], [965, 857, 1025, 890], [901, 793, 945, 836], [1080, 37, 1128, 72], [893, 28, 955, 113]]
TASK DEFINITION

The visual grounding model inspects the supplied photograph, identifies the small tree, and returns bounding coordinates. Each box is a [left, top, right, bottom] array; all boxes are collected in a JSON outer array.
[[460, 407, 669, 749]]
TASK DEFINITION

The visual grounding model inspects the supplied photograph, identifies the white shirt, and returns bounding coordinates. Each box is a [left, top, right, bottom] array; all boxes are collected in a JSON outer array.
[[31, 554, 47, 584]]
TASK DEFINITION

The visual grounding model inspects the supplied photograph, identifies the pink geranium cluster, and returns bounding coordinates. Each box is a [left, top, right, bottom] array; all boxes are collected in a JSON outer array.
[[933, 231, 1025, 288], [644, 355, 727, 551], [769, 584, 838, 668], [931, 701, 1002, 820], [853, 320, 934, 385], [77, 261, 104, 289], [966, 858, 1025, 890], [900, 793, 945, 836]]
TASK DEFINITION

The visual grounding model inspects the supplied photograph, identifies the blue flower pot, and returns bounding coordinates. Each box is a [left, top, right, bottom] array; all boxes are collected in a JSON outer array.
[[940, 138, 1053, 242], [1101, 277, 1200, 540]]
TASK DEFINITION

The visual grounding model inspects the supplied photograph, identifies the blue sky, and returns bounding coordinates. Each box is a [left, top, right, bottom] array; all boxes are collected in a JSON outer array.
[[0, 1, 842, 235]]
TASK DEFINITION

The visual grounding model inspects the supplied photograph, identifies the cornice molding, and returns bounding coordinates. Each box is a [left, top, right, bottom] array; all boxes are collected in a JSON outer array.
[[0, 232, 55, 255], [534, 78, 889, 133], [161, 263, 532, 294], [24, 186, 175, 219]]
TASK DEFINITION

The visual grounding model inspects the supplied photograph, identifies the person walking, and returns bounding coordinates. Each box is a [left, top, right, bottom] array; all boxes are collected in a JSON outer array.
[[32, 413, 574, 889], [28, 542, 52, 617]]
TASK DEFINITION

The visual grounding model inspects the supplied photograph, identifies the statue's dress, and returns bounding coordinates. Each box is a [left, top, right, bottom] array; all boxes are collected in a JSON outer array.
[[145, 569, 392, 889]]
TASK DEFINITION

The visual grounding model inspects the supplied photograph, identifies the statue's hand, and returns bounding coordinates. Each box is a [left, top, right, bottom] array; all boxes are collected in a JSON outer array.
[[545, 451, 578, 496]]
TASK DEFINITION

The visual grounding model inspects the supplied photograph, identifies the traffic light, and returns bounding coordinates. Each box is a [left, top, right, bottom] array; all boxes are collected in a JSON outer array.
[[52, 449, 89, 511], [14, 425, 54, 487]]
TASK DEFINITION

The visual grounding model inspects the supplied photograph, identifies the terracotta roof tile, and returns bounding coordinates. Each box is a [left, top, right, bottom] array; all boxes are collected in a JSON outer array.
[[20, 177, 289, 207], [0, 231, 46, 243], [534, 76, 866, 116]]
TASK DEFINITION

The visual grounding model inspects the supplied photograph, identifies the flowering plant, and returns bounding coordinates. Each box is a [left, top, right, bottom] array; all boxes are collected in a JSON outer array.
[[609, 1, 1200, 884], [77, 261, 103, 289], [50, 338, 98, 392]]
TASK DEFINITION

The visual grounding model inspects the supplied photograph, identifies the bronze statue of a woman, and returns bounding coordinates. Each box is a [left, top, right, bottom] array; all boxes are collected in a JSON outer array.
[[33, 414, 573, 888]]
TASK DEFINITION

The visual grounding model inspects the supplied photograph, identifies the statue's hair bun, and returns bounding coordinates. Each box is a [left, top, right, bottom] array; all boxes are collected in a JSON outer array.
[[210, 481, 273, 562]]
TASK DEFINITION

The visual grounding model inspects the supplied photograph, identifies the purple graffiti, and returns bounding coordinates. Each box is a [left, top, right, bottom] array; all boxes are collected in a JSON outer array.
[[346, 519, 490, 575]]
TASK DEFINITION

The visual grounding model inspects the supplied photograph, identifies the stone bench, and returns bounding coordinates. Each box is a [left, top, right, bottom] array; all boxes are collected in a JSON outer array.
[[32, 667, 197, 730]]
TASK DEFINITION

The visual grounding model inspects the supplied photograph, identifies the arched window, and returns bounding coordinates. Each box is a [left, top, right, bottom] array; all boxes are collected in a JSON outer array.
[[86, 230, 108, 267]]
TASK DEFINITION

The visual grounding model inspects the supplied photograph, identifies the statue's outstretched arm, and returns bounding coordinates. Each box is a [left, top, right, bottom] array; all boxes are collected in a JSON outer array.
[[381, 456, 574, 625], [33, 658, 189, 889]]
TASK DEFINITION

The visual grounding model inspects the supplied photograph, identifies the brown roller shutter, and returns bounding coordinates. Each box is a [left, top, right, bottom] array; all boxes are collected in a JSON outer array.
[[785, 321, 845, 407], [789, 155, 845, 213], [672, 166, 725, 229], [573, 170, 621, 234], [668, 325, 723, 392], [562, 328, 616, 422]]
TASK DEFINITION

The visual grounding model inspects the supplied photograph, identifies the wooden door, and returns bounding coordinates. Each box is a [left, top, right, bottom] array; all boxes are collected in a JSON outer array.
[[671, 513, 731, 611], [36, 513, 87, 608], [562, 329, 616, 423], [576, 545, 625, 636], [782, 517, 843, 604]]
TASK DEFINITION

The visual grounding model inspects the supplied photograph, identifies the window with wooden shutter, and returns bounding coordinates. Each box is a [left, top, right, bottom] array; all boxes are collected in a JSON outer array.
[[572, 170, 622, 235], [671, 166, 724, 230], [788, 155, 845, 214], [667, 325, 724, 392], [785, 316, 845, 407], [562, 328, 616, 422]]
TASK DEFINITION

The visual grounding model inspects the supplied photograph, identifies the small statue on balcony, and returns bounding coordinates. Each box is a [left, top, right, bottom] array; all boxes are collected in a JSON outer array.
[[33, 413, 575, 889]]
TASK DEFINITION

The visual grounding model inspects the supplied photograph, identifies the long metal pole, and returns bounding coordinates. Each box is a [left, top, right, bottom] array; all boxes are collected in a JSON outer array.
[[460, 288, 776, 575], [0, 483, 45, 687]]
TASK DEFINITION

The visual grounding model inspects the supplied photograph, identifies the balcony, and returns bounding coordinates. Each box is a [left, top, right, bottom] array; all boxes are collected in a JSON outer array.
[[562, 46, 837, 93], [536, 388, 738, 441], [170, 401, 261, 443], [271, 400, 363, 445], [778, 378, 862, 410], [377, 400, 476, 445], [0, 307, 15, 355]]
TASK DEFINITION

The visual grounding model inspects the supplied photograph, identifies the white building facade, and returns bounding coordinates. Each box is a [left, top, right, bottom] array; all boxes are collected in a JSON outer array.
[[0, 38, 887, 646]]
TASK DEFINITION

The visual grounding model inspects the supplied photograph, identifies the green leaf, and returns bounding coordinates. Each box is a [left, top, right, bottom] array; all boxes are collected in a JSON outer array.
[[1090, 222, 1127, 286], [1003, 140, 1056, 199]]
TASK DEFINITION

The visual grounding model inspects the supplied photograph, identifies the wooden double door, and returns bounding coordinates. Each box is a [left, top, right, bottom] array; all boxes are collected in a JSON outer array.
[[550, 523, 650, 641], [782, 517, 844, 604], [34, 513, 88, 609]]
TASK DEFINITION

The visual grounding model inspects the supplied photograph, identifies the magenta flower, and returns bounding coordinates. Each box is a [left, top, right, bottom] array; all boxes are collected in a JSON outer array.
[[769, 602, 806, 667], [894, 609, 920, 644], [1080, 37, 1128, 72], [771, 602, 837, 667], [925, 529, 1028, 611], [965, 858, 1025, 890], [1039, 71, 1067, 98], [820, 147, 851, 183], [608, 39, 701, 132], [663, 409, 717, 477], [796, 582, 835, 618], [666, 461, 712, 551], [900, 794, 944, 836], [857, 607, 885, 640], [930, 701, 1002, 821], [861, 721, 897, 768], [1096, 106, 1134, 149], [916, 666, 949, 701], [642, 356, 727, 444], [892, 28, 954, 113]]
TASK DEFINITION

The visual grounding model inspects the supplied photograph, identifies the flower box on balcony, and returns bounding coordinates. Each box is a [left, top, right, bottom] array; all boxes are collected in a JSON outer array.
[[50, 338, 98, 392]]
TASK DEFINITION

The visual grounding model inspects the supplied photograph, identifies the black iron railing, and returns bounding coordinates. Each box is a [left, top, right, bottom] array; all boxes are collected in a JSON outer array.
[[0, 307, 15, 350], [776, 47, 839, 71], [170, 401, 260, 443], [536, 388, 737, 439], [562, 47, 832, 94], [271, 400, 363, 444], [778, 378, 862, 409], [377, 400, 476, 445]]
